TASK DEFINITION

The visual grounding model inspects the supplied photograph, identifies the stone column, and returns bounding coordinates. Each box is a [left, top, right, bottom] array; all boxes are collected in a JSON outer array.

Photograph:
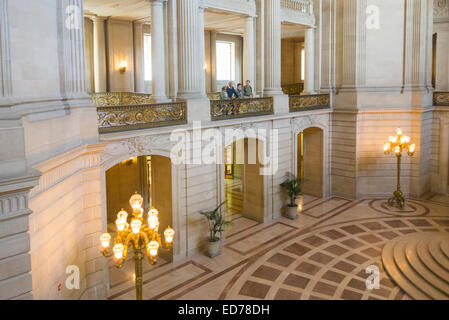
[[133, 22, 145, 93], [244, 16, 256, 88], [255, 0, 264, 97], [264, 0, 282, 95], [198, 5, 206, 97], [92, 16, 107, 93], [177, 0, 201, 99], [210, 30, 217, 93], [150, 0, 168, 101], [304, 27, 315, 94]]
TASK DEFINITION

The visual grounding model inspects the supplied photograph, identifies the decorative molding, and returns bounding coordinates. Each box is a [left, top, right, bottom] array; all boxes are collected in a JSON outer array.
[[434, 0, 449, 22], [280, 0, 315, 26], [30, 145, 104, 198], [0, 0, 12, 97], [0, 169, 41, 221], [0, 190, 31, 220], [101, 135, 173, 165], [202, 0, 256, 16], [291, 113, 329, 133], [434, 91, 449, 106]]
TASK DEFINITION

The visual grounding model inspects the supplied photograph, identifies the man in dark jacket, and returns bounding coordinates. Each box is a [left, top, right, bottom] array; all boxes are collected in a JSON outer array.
[[226, 81, 239, 99]]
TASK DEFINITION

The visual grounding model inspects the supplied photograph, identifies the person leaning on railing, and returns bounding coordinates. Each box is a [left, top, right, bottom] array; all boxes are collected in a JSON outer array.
[[236, 83, 244, 99], [243, 80, 254, 98], [226, 81, 239, 99], [220, 86, 228, 100]]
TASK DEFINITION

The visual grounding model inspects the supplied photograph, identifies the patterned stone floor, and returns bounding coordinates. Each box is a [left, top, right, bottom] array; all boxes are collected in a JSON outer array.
[[109, 193, 449, 300]]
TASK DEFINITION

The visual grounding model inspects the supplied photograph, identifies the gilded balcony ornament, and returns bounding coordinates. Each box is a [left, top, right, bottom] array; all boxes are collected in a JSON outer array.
[[97, 102, 187, 133], [210, 97, 274, 121], [433, 92, 449, 106], [289, 94, 330, 112], [91, 92, 156, 107], [282, 83, 305, 95]]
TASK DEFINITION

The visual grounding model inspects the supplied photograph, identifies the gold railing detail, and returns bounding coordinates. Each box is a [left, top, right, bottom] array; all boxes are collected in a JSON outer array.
[[280, 0, 313, 14], [210, 97, 274, 121], [92, 92, 155, 107], [289, 94, 330, 112], [207, 92, 222, 101], [282, 83, 304, 95], [434, 92, 449, 106], [97, 102, 187, 133]]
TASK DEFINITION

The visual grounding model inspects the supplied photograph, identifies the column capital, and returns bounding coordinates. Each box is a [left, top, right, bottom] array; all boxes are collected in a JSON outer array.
[[89, 15, 108, 23], [145, 0, 167, 5]]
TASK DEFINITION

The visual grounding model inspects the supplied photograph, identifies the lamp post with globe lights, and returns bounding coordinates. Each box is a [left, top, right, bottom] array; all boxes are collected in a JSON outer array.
[[383, 128, 416, 209], [99, 192, 174, 300]]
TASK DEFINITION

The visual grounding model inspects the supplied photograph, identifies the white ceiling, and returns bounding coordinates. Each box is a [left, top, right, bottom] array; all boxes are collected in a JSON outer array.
[[281, 22, 306, 39], [204, 9, 246, 35], [84, 0, 151, 21], [84, 1, 306, 37]]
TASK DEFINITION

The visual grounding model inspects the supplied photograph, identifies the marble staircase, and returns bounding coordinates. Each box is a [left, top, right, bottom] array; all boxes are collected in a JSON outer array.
[[382, 232, 449, 300]]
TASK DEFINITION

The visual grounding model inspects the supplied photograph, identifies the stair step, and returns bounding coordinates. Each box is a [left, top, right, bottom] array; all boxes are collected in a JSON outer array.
[[382, 232, 449, 300]]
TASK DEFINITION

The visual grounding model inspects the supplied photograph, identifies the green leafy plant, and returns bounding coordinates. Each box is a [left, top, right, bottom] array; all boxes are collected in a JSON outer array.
[[200, 202, 232, 242], [280, 172, 304, 207]]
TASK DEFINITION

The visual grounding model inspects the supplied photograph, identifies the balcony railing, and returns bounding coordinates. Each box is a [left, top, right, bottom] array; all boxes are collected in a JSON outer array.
[[92, 92, 155, 107], [207, 92, 222, 101], [282, 83, 304, 96], [434, 92, 449, 106], [210, 97, 274, 121], [97, 102, 187, 133], [281, 0, 313, 14], [289, 94, 330, 112]]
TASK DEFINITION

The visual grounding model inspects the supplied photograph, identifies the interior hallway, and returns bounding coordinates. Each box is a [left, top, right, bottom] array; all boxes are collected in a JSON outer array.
[[108, 194, 449, 300]]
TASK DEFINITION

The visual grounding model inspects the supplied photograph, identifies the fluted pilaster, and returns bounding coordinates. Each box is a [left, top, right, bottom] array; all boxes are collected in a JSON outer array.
[[150, 0, 168, 101], [304, 28, 316, 94], [244, 16, 256, 88], [177, 0, 201, 99], [92, 16, 107, 93], [0, 0, 11, 98], [264, 0, 282, 95], [133, 22, 145, 93], [198, 5, 206, 97], [59, 0, 87, 96]]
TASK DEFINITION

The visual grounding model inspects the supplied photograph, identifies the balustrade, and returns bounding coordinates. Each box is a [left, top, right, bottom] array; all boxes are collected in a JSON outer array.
[[210, 97, 274, 121], [289, 94, 330, 112]]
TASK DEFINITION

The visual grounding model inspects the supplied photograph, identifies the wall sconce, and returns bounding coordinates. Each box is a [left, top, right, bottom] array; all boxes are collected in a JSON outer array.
[[119, 60, 127, 74], [204, 63, 207, 71]]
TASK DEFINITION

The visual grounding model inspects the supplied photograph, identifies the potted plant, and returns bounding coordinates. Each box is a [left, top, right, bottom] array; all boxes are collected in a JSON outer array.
[[280, 172, 304, 220], [200, 202, 232, 258]]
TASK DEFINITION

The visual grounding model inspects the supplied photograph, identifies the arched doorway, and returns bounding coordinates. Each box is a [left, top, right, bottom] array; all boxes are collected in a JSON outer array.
[[105, 155, 173, 289], [297, 127, 324, 198], [224, 138, 265, 236]]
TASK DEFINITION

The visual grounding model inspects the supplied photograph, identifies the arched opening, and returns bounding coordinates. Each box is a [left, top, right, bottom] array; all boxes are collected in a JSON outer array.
[[297, 127, 324, 198], [105, 155, 173, 289], [224, 138, 264, 236]]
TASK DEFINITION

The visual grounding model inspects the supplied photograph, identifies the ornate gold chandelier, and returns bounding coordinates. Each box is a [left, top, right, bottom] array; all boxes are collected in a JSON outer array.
[[99, 193, 174, 300], [383, 128, 416, 209]]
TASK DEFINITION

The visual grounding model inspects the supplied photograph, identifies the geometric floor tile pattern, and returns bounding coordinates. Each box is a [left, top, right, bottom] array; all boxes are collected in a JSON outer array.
[[109, 194, 449, 300]]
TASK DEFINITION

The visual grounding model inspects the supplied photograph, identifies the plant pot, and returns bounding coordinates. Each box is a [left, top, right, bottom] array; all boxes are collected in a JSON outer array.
[[206, 239, 221, 258], [286, 205, 299, 220]]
